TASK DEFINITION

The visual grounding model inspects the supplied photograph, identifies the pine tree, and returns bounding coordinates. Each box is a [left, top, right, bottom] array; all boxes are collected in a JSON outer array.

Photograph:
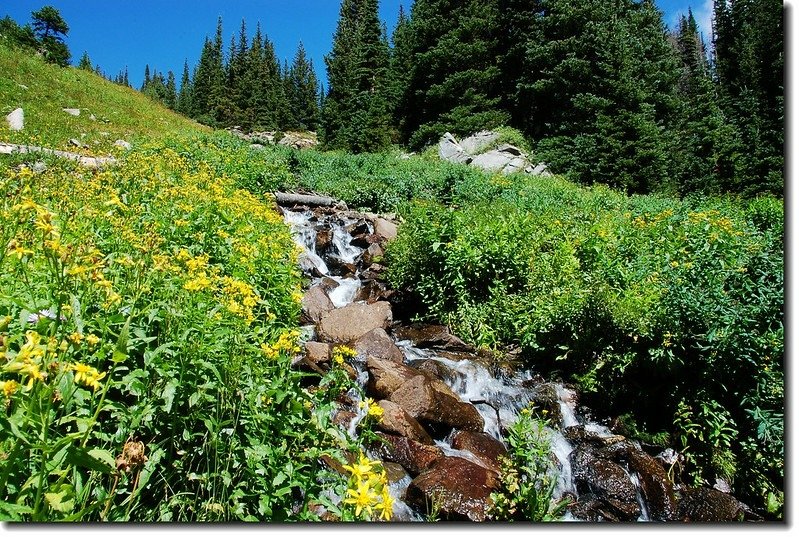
[[515, 0, 680, 192], [387, 5, 413, 139], [77, 51, 93, 71], [322, 0, 392, 152], [165, 70, 178, 109], [31, 6, 70, 66], [177, 60, 193, 116], [400, 0, 508, 148], [142, 64, 151, 91], [287, 42, 321, 131]]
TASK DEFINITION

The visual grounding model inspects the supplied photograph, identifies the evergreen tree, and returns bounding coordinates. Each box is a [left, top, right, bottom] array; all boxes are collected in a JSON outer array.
[[77, 51, 93, 71], [400, 0, 508, 148], [671, 10, 739, 194], [515, 0, 680, 192], [165, 70, 178, 109], [227, 19, 250, 126], [322, 0, 392, 152], [287, 42, 321, 131], [31, 5, 70, 66], [0, 16, 38, 50], [177, 60, 193, 116], [142, 65, 151, 91], [712, 0, 783, 195], [387, 5, 413, 139]]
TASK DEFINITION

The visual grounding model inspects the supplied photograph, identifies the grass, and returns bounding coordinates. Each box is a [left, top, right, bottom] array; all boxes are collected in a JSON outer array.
[[0, 43, 208, 154]]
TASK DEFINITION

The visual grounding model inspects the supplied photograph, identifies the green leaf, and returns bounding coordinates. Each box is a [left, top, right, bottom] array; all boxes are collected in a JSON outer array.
[[45, 485, 75, 513], [65, 445, 114, 474], [272, 471, 287, 487], [0, 500, 33, 521], [112, 317, 132, 363], [162, 378, 179, 412]]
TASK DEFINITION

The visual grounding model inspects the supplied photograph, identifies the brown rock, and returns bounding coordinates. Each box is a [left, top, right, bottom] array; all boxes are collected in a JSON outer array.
[[362, 243, 384, 265], [301, 285, 334, 324], [676, 488, 753, 522], [570, 446, 641, 521], [365, 357, 420, 400], [317, 301, 392, 343], [604, 442, 677, 522], [405, 456, 500, 521], [389, 375, 485, 435], [383, 462, 410, 485], [393, 324, 472, 352], [451, 431, 507, 472], [374, 218, 398, 242], [373, 432, 444, 476], [304, 341, 331, 367], [376, 400, 434, 445], [355, 328, 405, 363]]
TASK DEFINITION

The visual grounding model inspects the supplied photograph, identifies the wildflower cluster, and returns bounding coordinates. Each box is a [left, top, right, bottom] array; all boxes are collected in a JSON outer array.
[[341, 452, 393, 521], [260, 330, 302, 360], [332, 345, 357, 365]]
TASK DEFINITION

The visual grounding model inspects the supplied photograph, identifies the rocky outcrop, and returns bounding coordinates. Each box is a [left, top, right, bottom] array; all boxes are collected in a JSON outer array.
[[301, 285, 335, 324], [570, 445, 641, 521], [365, 357, 420, 399], [438, 131, 552, 177], [405, 456, 500, 521]]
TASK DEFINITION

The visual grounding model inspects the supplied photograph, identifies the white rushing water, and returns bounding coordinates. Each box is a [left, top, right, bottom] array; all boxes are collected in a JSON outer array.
[[283, 208, 652, 522]]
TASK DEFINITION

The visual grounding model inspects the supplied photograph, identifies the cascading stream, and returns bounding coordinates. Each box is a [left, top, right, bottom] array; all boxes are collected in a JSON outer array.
[[282, 206, 655, 522]]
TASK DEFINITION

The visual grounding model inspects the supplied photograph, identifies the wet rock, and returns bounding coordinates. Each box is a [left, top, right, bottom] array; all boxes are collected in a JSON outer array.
[[565, 426, 626, 448], [354, 280, 394, 304], [373, 432, 444, 475], [383, 462, 410, 485], [318, 277, 340, 292], [451, 431, 508, 472], [414, 359, 458, 385], [360, 264, 385, 280], [598, 440, 677, 521], [389, 374, 485, 435], [571, 446, 641, 521], [346, 220, 371, 237], [354, 328, 405, 363], [527, 383, 564, 424], [393, 324, 472, 352], [365, 357, 420, 399], [326, 257, 357, 278], [317, 301, 392, 343], [374, 218, 398, 243], [676, 488, 757, 522], [315, 226, 334, 254], [301, 285, 335, 324], [6, 108, 24, 131], [361, 243, 384, 265], [405, 456, 500, 521], [332, 411, 357, 430], [376, 400, 434, 445]]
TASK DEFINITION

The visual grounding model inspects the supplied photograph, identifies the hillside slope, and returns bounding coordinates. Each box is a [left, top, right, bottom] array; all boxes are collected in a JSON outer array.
[[0, 44, 208, 153]]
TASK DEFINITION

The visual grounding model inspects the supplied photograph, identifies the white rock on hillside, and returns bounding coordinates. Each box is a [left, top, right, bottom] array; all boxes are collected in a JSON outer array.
[[63, 108, 81, 116], [6, 108, 24, 131], [114, 139, 132, 150]]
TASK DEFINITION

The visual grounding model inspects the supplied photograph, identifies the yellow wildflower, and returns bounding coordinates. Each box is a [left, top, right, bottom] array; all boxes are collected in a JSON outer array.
[[68, 332, 83, 345], [343, 479, 378, 518], [343, 452, 379, 482], [86, 334, 101, 347], [70, 363, 107, 391], [1, 379, 19, 398], [375, 487, 394, 521]]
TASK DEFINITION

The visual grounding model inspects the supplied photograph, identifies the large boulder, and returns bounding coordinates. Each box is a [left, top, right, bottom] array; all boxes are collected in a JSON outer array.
[[470, 150, 515, 174], [451, 431, 508, 472], [376, 400, 434, 445], [373, 432, 444, 475], [373, 218, 398, 243], [6, 108, 24, 131], [676, 488, 757, 522], [317, 301, 392, 343], [459, 130, 500, 154], [365, 357, 420, 399], [405, 456, 500, 521], [389, 374, 485, 435], [355, 328, 405, 363], [301, 285, 335, 324], [393, 324, 472, 352], [570, 445, 641, 521], [438, 132, 472, 165]]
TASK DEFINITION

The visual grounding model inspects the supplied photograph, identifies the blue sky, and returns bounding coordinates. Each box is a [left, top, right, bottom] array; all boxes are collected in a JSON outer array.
[[3, 0, 714, 89]]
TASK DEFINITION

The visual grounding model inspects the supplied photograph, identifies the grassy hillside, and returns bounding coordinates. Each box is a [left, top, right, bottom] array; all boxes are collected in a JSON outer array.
[[0, 43, 207, 153]]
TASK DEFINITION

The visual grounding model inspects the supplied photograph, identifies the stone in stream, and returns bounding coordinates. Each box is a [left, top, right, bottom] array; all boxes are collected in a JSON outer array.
[[376, 400, 434, 445], [361, 242, 384, 266], [354, 328, 405, 363], [301, 285, 335, 324], [315, 226, 334, 254], [600, 440, 678, 521], [450, 430, 508, 473], [388, 374, 485, 435], [304, 341, 331, 368], [405, 456, 500, 521], [676, 488, 759, 521], [373, 218, 398, 243], [6, 108, 24, 131], [393, 324, 473, 352], [373, 432, 444, 476], [316, 301, 392, 343], [365, 357, 420, 399], [570, 445, 641, 521]]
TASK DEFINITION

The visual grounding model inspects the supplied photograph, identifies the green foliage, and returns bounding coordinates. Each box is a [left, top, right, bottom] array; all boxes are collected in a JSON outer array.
[[488, 406, 566, 521]]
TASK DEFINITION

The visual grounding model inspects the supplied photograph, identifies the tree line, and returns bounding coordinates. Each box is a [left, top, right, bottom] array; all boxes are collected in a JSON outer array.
[[0, 6, 71, 66], [133, 18, 321, 133], [323, 0, 783, 197]]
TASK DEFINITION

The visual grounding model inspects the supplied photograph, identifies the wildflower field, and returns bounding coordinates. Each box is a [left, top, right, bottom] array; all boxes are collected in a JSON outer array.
[[0, 139, 391, 521]]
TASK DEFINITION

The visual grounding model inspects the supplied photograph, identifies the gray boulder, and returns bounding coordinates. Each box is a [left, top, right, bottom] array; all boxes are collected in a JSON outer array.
[[63, 108, 80, 116], [6, 108, 24, 131], [438, 133, 472, 165], [459, 130, 500, 154]]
